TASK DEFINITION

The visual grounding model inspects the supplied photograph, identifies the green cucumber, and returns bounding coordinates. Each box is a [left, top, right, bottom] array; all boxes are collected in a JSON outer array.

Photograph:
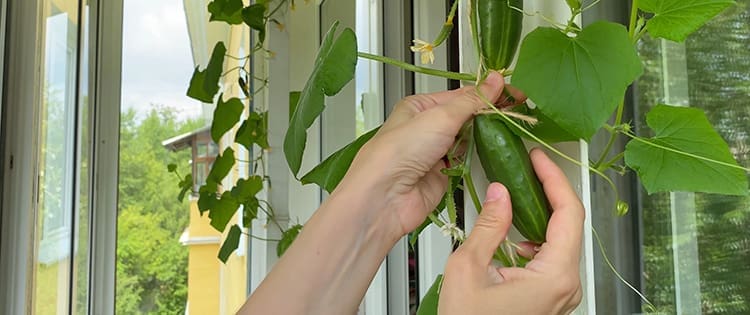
[[474, 115, 550, 243], [472, 0, 524, 70]]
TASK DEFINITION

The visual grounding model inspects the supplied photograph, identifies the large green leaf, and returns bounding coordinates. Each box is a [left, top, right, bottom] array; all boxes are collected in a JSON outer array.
[[300, 127, 379, 192], [209, 191, 240, 232], [218, 225, 242, 263], [207, 148, 235, 183], [506, 105, 579, 143], [416, 275, 443, 315], [230, 176, 263, 202], [242, 4, 266, 31], [513, 22, 643, 140], [277, 224, 303, 257], [207, 0, 244, 25], [625, 105, 748, 195], [186, 42, 226, 103], [639, 0, 735, 42], [211, 96, 244, 143], [235, 111, 270, 150], [283, 22, 358, 176]]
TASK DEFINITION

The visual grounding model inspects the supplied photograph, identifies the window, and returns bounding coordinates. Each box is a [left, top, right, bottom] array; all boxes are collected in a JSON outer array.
[[633, 2, 750, 313], [34, 0, 88, 314]]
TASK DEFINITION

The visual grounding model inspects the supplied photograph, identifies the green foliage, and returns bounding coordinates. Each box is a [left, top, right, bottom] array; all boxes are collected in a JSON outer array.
[[416, 275, 443, 315], [218, 225, 243, 263], [117, 107, 202, 314], [507, 104, 578, 143], [277, 224, 303, 257], [283, 21, 358, 176], [186, 42, 226, 103], [208, 148, 235, 183], [300, 127, 379, 193], [625, 105, 748, 195], [242, 4, 267, 31], [211, 95, 244, 143], [513, 21, 643, 140], [236, 111, 270, 150], [208, 0, 244, 24], [639, 0, 736, 42]]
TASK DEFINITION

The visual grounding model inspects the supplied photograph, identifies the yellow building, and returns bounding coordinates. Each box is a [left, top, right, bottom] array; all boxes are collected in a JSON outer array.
[[159, 1, 251, 313]]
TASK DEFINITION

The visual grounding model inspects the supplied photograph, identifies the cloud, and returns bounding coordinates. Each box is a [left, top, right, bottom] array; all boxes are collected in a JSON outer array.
[[121, 0, 203, 120]]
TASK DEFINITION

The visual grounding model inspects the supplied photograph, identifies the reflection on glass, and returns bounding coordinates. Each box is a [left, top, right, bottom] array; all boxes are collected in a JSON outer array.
[[636, 1, 750, 313], [35, 0, 80, 314], [72, 3, 90, 314]]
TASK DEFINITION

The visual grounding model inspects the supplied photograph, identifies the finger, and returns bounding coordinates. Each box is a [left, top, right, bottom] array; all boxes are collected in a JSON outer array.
[[385, 89, 465, 129], [460, 183, 513, 265], [529, 148, 585, 259], [428, 71, 505, 134], [502, 84, 528, 106], [420, 162, 449, 213], [515, 241, 539, 260]]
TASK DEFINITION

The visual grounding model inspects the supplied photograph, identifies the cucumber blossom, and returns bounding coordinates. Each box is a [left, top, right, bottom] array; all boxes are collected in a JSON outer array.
[[474, 115, 550, 243], [472, 0, 524, 70]]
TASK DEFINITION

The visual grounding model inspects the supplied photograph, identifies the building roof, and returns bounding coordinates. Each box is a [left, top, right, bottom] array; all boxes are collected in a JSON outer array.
[[161, 125, 210, 152]]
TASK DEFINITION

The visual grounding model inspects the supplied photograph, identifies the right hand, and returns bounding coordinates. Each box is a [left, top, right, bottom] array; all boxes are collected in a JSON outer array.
[[438, 148, 584, 315]]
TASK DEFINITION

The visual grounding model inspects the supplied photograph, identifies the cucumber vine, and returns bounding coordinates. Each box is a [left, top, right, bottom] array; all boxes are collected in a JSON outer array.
[[172, 2, 749, 313]]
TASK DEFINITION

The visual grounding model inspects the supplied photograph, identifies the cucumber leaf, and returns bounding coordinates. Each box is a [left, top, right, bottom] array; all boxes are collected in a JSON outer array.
[[283, 22, 358, 176], [207, 0, 244, 25], [639, 0, 735, 42], [416, 275, 444, 315], [218, 225, 242, 263], [506, 104, 579, 143], [513, 22, 643, 141], [207, 148, 235, 183], [187, 42, 226, 103], [625, 105, 749, 195], [300, 127, 379, 193], [277, 224, 303, 257], [211, 95, 244, 143], [209, 191, 240, 232], [236, 111, 270, 150]]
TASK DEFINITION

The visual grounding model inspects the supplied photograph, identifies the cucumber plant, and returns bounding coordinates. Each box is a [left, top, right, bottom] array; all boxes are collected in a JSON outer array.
[[175, 0, 749, 311]]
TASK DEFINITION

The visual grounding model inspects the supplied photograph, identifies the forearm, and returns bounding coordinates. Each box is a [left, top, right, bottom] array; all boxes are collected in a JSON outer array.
[[239, 179, 400, 314]]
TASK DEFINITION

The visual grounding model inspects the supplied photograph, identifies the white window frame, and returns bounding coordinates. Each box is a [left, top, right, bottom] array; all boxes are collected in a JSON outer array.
[[0, 0, 123, 313]]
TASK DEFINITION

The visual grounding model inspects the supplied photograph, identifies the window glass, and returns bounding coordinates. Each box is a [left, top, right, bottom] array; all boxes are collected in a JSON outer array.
[[34, 0, 80, 314], [635, 1, 750, 313]]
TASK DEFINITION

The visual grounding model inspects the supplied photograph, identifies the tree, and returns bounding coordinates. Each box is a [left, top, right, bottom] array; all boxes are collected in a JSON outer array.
[[116, 106, 203, 314]]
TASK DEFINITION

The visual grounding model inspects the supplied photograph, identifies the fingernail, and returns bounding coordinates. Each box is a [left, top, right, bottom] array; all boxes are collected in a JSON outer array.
[[485, 183, 507, 202]]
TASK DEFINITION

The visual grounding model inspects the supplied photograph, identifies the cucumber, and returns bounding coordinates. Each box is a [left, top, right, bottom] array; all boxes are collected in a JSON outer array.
[[473, 115, 550, 243], [472, 0, 524, 70]]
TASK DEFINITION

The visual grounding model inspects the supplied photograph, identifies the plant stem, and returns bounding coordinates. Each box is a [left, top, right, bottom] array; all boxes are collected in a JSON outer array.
[[593, 227, 655, 309], [358, 52, 477, 81], [463, 136, 484, 214], [243, 232, 281, 242], [266, 0, 287, 18], [628, 0, 640, 39], [594, 102, 625, 168]]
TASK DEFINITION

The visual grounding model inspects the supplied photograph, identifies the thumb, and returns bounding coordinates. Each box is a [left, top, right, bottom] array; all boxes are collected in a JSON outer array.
[[461, 183, 513, 264]]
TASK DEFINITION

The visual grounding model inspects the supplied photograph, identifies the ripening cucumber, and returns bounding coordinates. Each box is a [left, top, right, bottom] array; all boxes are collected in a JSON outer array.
[[474, 115, 550, 243]]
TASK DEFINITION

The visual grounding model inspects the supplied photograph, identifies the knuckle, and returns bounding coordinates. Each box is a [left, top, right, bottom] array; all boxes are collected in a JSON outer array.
[[399, 95, 431, 112], [551, 274, 581, 299]]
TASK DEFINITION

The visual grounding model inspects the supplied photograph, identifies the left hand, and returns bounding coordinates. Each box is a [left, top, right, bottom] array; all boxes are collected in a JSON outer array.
[[335, 71, 525, 239]]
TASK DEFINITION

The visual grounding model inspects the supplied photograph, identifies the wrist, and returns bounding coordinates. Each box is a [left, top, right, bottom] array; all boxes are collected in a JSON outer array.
[[329, 164, 404, 246]]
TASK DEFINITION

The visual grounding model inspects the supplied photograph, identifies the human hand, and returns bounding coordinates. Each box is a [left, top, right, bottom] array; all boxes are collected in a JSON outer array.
[[335, 72, 526, 240], [438, 149, 584, 315]]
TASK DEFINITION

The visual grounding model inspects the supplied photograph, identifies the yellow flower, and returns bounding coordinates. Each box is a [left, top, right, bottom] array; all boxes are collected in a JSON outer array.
[[410, 39, 435, 64]]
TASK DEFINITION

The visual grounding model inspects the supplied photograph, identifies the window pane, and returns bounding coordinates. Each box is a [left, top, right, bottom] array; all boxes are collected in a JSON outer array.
[[34, 0, 80, 314], [72, 3, 90, 314], [636, 2, 750, 313]]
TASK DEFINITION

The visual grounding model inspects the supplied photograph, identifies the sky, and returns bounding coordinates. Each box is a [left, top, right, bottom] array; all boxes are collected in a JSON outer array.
[[121, 0, 202, 120]]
